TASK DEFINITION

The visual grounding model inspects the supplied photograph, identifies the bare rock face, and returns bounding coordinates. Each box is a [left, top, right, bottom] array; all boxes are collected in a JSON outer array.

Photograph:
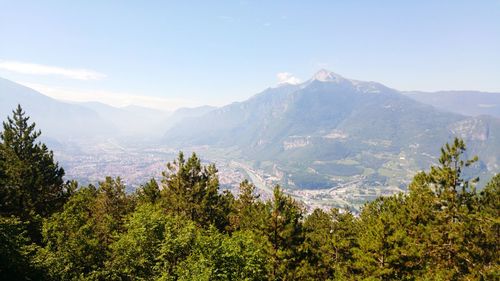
[[283, 136, 310, 150], [450, 118, 489, 141]]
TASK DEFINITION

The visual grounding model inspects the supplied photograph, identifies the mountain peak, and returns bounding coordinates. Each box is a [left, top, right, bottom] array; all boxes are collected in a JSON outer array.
[[312, 69, 345, 82]]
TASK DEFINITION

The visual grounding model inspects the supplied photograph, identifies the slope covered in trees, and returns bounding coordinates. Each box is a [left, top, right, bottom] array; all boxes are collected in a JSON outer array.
[[162, 70, 500, 205], [0, 106, 499, 280]]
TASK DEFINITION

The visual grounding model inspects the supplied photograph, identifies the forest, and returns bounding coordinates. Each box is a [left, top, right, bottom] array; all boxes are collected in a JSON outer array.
[[1, 105, 499, 281]]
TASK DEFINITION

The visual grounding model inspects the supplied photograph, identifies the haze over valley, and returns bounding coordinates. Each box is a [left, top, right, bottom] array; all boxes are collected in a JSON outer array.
[[2, 70, 499, 210], [2, 2, 500, 279]]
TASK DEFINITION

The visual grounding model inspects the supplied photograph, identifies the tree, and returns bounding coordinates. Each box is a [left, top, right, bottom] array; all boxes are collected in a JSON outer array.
[[0, 105, 72, 241], [430, 138, 478, 194], [0, 216, 45, 280], [92, 177, 133, 245], [107, 203, 198, 280], [136, 178, 161, 204], [299, 208, 357, 280], [401, 138, 497, 279], [468, 174, 500, 279], [424, 138, 481, 278], [35, 186, 105, 280], [479, 173, 499, 218], [265, 185, 304, 280], [160, 152, 232, 231], [36, 178, 134, 281], [229, 179, 267, 232], [175, 227, 269, 281], [353, 194, 426, 280]]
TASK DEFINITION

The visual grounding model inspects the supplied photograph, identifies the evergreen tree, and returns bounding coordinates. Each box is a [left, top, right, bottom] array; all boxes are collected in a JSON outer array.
[[353, 194, 422, 280], [229, 179, 267, 232], [0, 216, 45, 280], [160, 152, 232, 231], [0, 108, 497, 280], [480, 173, 500, 218], [475, 174, 500, 278], [0, 105, 71, 241], [37, 178, 134, 280], [403, 138, 497, 279], [92, 177, 133, 246], [265, 185, 304, 280], [299, 208, 357, 280], [136, 178, 161, 204]]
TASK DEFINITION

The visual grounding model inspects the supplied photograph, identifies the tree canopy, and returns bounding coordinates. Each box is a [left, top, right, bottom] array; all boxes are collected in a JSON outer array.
[[1, 107, 499, 280]]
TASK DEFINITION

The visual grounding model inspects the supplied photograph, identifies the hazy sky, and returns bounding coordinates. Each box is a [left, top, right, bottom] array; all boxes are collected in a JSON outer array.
[[1, 1, 499, 110]]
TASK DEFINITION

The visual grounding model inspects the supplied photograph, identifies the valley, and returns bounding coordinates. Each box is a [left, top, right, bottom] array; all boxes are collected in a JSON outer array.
[[2, 71, 500, 211], [50, 135, 468, 211]]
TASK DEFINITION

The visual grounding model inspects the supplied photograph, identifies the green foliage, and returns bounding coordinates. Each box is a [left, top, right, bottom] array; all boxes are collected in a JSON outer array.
[[266, 185, 304, 280], [229, 179, 267, 232], [0, 105, 72, 241], [349, 138, 500, 280], [1, 107, 498, 280], [35, 178, 134, 280], [107, 203, 198, 280], [176, 228, 269, 281], [92, 177, 134, 245], [299, 208, 357, 280], [430, 137, 479, 193], [414, 138, 494, 279], [0, 216, 44, 280], [160, 152, 232, 231], [36, 186, 104, 280], [353, 195, 419, 280], [136, 178, 161, 204]]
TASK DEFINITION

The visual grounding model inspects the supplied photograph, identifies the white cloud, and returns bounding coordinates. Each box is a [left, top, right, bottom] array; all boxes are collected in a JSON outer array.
[[0, 60, 106, 80], [276, 72, 301, 85], [17, 81, 197, 111]]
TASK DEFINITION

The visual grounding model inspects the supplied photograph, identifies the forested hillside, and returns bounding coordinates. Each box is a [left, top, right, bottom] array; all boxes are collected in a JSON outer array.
[[1, 106, 499, 280], [163, 70, 500, 203]]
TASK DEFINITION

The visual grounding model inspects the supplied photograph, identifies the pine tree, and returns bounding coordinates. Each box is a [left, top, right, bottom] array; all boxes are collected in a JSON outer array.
[[229, 179, 267, 232], [92, 177, 133, 246], [136, 178, 160, 204], [160, 152, 232, 231], [0, 105, 71, 241], [404, 137, 495, 279], [299, 208, 357, 280], [266, 185, 304, 280]]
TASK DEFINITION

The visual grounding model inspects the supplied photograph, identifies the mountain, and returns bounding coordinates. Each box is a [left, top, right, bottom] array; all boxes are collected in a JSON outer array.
[[0, 77, 115, 140], [0, 77, 175, 140], [164, 69, 465, 151], [164, 70, 500, 207], [2, 73, 499, 209], [78, 102, 171, 138], [404, 91, 500, 118], [164, 105, 217, 131], [163, 83, 300, 147]]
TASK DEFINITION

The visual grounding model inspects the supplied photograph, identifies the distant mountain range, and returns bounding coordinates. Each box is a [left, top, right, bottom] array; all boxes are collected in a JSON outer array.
[[0, 77, 115, 140], [163, 70, 500, 197], [0, 77, 212, 140], [404, 91, 500, 118], [1, 72, 499, 208]]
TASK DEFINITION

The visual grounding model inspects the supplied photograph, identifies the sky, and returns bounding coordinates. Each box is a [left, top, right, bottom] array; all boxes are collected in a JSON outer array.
[[1, 0, 499, 110]]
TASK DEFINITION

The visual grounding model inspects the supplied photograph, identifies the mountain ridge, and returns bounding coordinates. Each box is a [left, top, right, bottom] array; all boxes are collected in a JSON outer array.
[[163, 70, 499, 203], [404, 90, 500, 118], [1, 72, 499, 208]]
